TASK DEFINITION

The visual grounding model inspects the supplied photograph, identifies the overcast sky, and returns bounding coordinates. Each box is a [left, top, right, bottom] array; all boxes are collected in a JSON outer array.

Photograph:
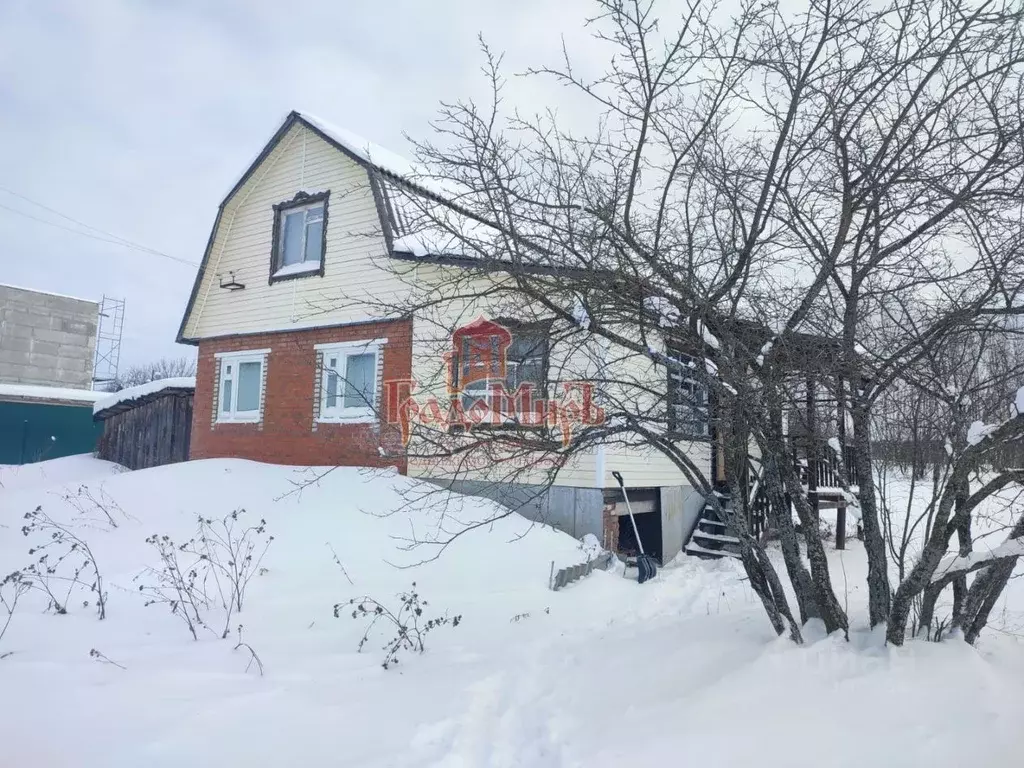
[[0, 0, 598, 369]]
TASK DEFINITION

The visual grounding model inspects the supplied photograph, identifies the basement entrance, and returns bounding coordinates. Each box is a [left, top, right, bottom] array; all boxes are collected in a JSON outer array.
[[613, 487, 662, 564]]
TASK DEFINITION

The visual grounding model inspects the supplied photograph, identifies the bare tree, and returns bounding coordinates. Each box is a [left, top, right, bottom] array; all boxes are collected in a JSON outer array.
[[332, 0, 1024, 645], [109, 356, 196, 392]]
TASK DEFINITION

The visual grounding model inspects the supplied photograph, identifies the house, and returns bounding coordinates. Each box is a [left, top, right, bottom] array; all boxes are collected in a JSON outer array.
[[177, 111, 855, 563]]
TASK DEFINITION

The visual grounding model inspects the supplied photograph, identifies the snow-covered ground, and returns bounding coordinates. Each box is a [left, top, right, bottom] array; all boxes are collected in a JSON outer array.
[[1, 457, 1023, 767]]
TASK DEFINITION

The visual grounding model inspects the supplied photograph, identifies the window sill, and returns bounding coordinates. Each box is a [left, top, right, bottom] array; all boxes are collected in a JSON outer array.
[[316, 411, 377, 425], [269, 261, 323, 283], [216, 415, 262, 425]]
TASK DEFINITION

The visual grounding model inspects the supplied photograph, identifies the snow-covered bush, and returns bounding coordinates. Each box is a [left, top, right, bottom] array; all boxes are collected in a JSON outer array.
[[136, 533, 209, 640], [61, 484, 129, 529], [335, 583, 462, 670], [231, 625, 264, 676], [136, 509, 273, 640], [184, 510, 273, 618], [20, 506, 107, 619], [0, 571, 29, 658]]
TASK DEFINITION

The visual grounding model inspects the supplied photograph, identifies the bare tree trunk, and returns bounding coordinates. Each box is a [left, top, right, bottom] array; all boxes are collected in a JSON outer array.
[[729, 480, 804, 644], [889, 463, 1024, 645], [852, 402, 892, 626], [762, 401, 820, 624], [951, 481, 971, 620], [780, 463, 849, 635], [954, 513, 1024, 643], [722, 394, 803, 642], [960, 559, 1016, 645], [917, 479, 972, 637], [763, 451, 820, 624]]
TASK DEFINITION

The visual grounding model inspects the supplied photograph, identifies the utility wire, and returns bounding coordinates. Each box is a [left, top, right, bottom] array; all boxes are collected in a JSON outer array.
[[0, 187, 199, 267], [0, 185, 159, 251]]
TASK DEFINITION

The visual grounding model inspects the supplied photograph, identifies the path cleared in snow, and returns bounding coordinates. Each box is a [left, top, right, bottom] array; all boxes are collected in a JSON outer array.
[[1, 457, 1023, 767]]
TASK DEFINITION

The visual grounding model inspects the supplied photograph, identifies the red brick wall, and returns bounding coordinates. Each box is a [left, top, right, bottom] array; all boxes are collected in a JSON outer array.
[[602, 499, 620, 551], [190, 319, 412, 471]]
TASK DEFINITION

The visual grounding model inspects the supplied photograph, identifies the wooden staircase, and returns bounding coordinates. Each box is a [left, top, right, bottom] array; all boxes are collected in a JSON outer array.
[[684, 442, 859, 559], [684, 493, 741, 559]]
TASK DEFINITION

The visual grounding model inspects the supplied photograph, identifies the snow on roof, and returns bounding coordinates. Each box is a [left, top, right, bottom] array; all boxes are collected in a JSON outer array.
[[294, 112, 500, 262], [392, 232, 468, 258], [0, 383, 106, 404], [297, 111, 478, 218], [0, 282, 99, 305], [92, 377, 195, 416], [297, 111, 421, 182]]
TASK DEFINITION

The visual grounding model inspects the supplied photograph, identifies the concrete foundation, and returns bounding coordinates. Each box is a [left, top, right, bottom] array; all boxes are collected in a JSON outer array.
[[426, 478, 606, 540], [665, 485, 705, 562], [0, 284, 99, 389], [430, 478, 706, 564]]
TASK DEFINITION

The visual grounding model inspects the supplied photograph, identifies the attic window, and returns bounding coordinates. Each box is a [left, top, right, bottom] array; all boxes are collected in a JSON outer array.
[[270, 191, 329, 282]]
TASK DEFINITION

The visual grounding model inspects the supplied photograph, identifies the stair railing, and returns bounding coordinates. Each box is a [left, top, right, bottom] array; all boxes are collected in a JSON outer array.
[[745, 457, 771, 538]]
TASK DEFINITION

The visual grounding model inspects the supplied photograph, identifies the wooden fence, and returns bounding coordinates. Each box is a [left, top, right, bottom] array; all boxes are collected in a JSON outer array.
[[94, 386, 193, 470], [549, 551, 615, 591]]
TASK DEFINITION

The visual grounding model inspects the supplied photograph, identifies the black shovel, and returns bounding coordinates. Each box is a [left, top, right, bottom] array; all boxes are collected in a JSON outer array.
[[612, 471, 658, 584]]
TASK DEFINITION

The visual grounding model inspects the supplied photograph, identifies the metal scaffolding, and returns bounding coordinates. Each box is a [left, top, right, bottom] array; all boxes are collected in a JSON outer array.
[[92, 295, 125, 389]]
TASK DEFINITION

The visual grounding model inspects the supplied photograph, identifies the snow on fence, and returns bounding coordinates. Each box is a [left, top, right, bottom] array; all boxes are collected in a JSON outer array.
[[549, 551, 615, 591]]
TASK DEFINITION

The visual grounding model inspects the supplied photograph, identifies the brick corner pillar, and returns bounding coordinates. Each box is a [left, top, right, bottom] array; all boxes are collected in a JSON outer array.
[[601, 497, 619, 553]]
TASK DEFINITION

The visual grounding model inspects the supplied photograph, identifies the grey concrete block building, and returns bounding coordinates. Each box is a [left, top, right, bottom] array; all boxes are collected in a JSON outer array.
[[0, 284, 99, 389]]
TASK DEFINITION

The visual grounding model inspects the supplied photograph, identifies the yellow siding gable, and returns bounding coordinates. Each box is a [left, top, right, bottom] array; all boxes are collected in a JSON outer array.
[[182, 123, 402, 340]]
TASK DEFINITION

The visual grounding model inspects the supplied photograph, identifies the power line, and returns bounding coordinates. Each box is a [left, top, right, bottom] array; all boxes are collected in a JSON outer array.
[[0, 187, 199, 267], [0, 185, 159, 252]]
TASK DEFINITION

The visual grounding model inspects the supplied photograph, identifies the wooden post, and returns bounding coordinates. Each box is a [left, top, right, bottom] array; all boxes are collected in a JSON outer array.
[[835, 374, 847, 550], [806, 374, 819, 526]]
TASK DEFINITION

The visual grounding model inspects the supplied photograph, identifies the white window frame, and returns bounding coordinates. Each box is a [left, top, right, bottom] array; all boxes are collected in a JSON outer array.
[[457, 326, 548, 424], [461, 377, 503, 413], [315, 339, 386, 424], [215, 349, 269, 424], [273, 199, 325, 277]]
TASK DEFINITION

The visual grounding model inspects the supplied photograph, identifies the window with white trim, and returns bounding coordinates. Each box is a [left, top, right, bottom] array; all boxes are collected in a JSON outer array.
[[317, 341, 383, 423], [217, 351, 267, 423]]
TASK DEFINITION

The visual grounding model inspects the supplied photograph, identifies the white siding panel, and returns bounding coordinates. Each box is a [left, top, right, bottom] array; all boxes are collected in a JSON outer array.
[[405, 286, 707, 489], [598, 442, 712, 489]]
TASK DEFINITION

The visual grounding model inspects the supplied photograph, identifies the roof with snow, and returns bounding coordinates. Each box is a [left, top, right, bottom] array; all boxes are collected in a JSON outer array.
[[0, 383, 106, 405], [92, 377, 195, 418], [177, 110, 640, 344], [292, 112, 499, 261]]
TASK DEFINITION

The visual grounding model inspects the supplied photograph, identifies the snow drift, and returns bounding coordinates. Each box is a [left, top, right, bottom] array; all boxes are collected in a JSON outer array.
[[1, 457, 1023, 767]]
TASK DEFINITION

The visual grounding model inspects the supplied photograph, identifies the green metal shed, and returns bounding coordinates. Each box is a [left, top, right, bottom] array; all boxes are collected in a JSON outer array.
[[0, 384, 105, 465]]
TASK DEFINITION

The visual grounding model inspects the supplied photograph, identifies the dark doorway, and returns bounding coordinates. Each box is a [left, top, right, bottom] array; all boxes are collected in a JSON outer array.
[[615, 488, 662, 564]]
